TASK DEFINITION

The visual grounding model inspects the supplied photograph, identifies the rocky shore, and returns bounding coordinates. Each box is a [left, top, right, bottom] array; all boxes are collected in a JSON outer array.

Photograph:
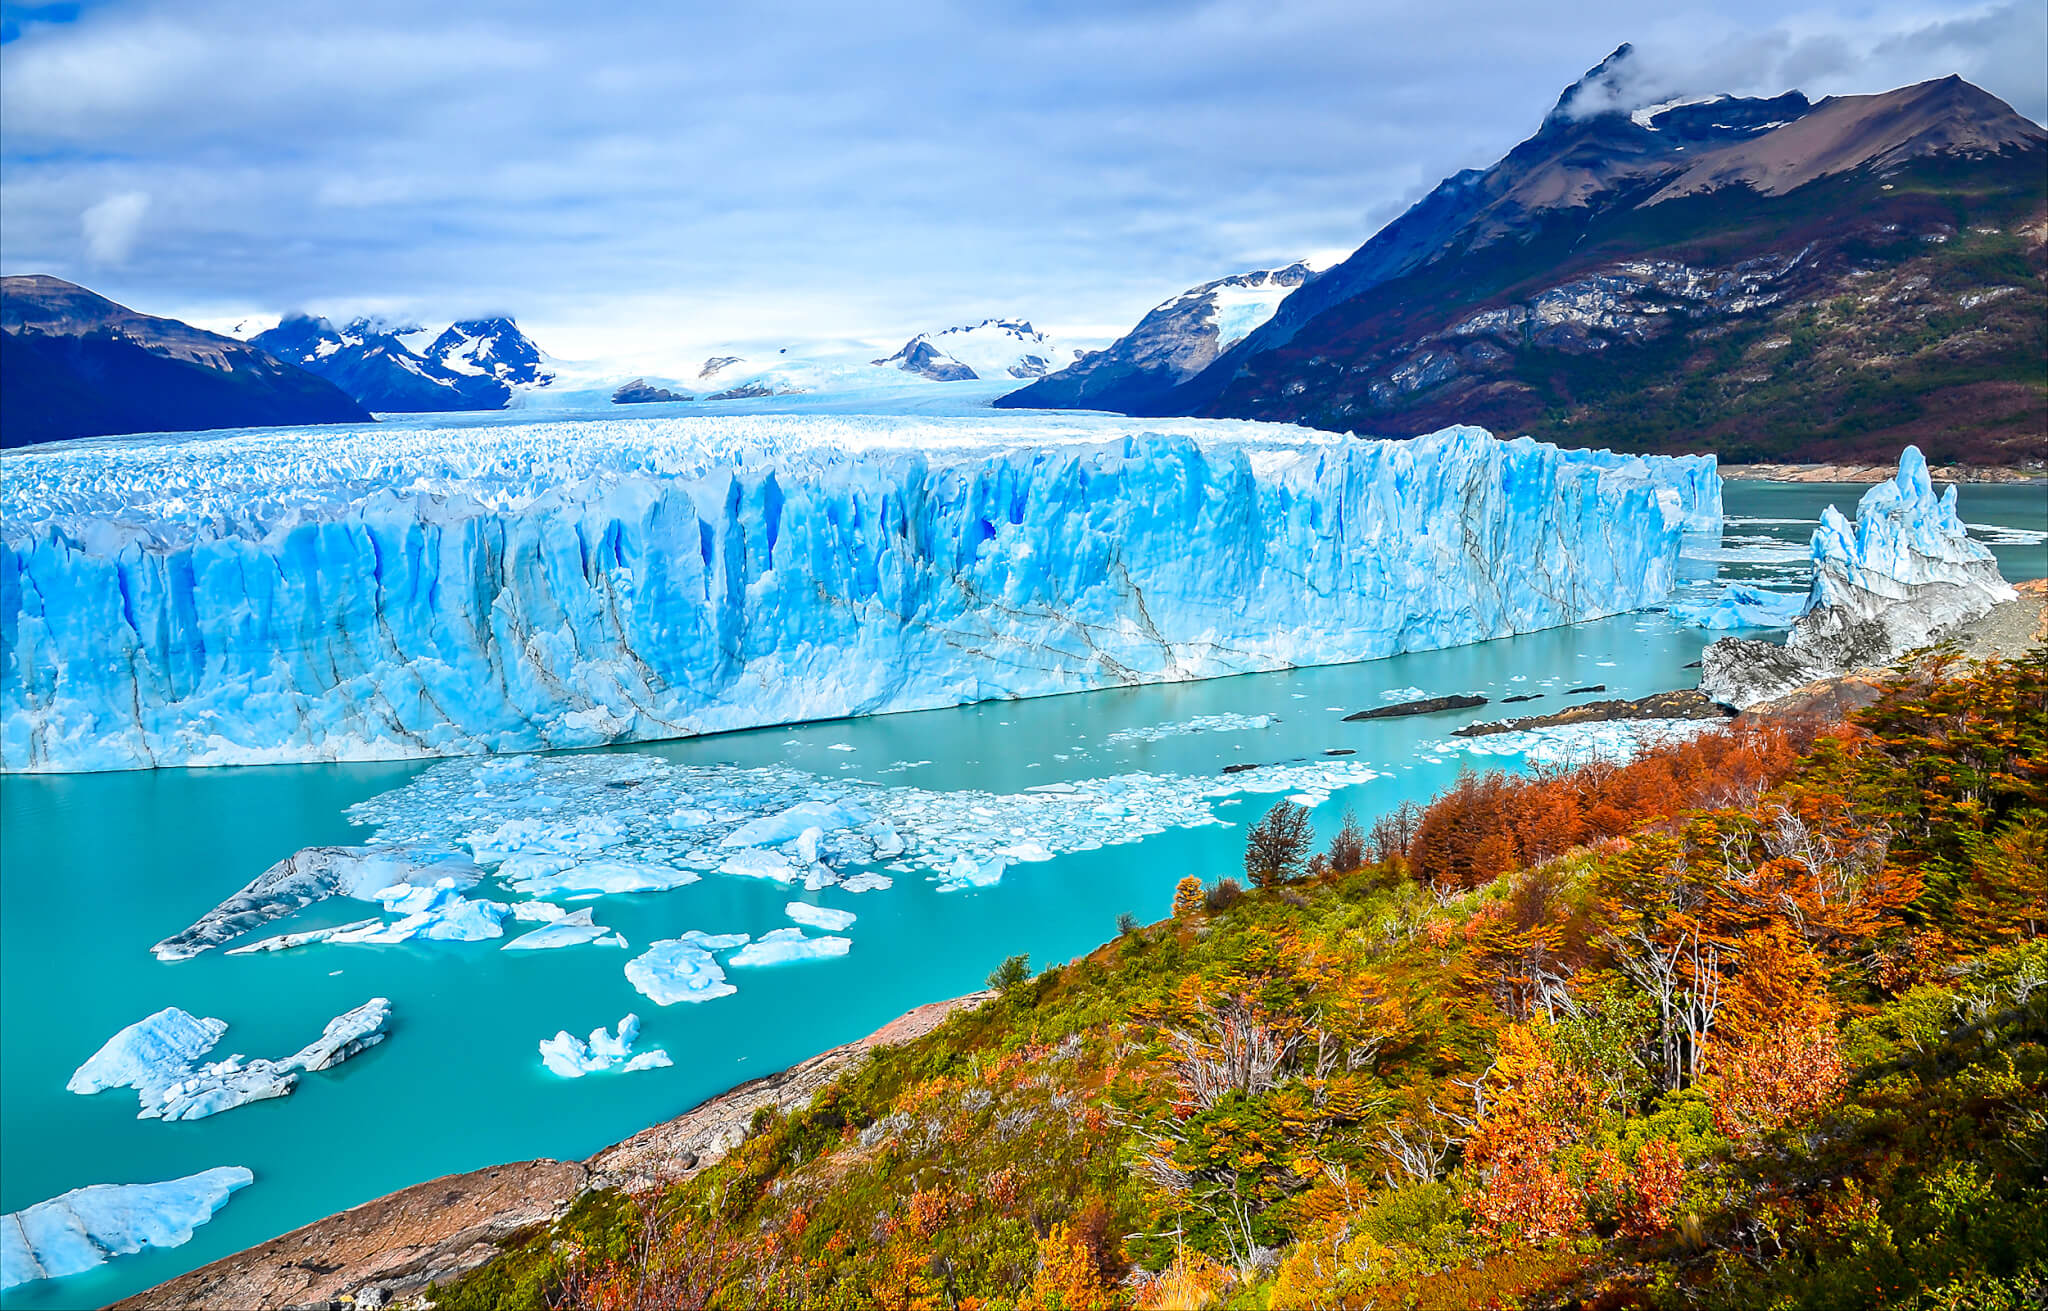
[[113, 992, 993, 1311]]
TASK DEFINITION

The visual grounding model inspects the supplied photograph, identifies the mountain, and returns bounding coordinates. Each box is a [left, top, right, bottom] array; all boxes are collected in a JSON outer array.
[[253, 315, 514, 412], [0, 275, 372, 447], [1006, 53, 2048, 465], [420, 317, 554, 386], [875, 319, 1076, 381], [1000, 262, 1312, 412]]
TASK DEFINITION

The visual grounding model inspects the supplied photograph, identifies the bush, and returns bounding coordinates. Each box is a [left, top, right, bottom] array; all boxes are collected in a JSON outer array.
[[987, 953, 1031, 992], [1204, 878, 1244, 912]]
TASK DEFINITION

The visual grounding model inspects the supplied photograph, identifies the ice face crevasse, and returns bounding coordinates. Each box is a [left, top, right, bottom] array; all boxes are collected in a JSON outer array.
[[1, 418, 1717, 771], [1699, 445, 2016, 708]]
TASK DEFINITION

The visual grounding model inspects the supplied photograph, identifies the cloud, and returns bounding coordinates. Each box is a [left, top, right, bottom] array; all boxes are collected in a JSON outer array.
[[0, 1, 2040, 362], [80, 189, 148, 264]]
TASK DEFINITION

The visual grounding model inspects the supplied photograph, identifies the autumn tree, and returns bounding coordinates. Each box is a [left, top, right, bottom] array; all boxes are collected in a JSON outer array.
[[1172, 876, 1206, 920], [1245, 800, 1313, 888], [1325, 809, 1367, 875], [1703, 924, 1845, 1140]]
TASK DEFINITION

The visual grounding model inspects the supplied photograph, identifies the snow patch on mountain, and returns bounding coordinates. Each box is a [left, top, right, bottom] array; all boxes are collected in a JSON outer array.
[[875, 320, 1077, 382]]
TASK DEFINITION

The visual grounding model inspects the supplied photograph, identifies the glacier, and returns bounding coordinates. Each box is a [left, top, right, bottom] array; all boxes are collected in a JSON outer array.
[[2, 416, 1715, 772], [0, 1167, 254, 1291]]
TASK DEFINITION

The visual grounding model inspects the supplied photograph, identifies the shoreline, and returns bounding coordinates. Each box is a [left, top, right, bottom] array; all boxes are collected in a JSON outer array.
[[1719, 461, 2044, 485], [111, 990, 994, 1311]]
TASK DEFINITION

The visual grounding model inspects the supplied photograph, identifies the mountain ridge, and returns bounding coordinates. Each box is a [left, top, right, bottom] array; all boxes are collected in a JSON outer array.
[[1003, 59, 2048, 465], [0, 275, 372, 447]]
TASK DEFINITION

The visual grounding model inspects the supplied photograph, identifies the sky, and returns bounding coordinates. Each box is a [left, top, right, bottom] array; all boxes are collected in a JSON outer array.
[[2, 0, 2043, 367]]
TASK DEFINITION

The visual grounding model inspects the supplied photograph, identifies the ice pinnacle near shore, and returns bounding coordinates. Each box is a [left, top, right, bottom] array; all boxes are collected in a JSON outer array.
[[2, 417, 1714, 772], [1700, 446, 2017, 708], [0, 1167, 254, 1291]]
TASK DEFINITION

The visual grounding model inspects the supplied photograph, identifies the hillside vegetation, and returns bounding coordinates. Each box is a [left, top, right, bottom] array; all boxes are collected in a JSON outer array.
[[439, 650, 2046, 1310]]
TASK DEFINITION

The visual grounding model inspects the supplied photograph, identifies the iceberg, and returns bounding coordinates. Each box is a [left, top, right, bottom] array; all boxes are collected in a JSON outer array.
[[69, 1000, 390, 1122], [784, 901, 857, 931], [0, 1167, 254, 1291], [67, 1008, 230, 1095], [717, 848, 804, 883], [730, 927, 852, 967], [1701, 448, 2017, 707], [625, 932, 750, 1005], [323, 881, 511, 944], [226, 918, 384, 954], [503, 907, 628, 951], [150, 845, 481, 961], [537, 1013, 671, 1078], [3, 418, 1713, 772]]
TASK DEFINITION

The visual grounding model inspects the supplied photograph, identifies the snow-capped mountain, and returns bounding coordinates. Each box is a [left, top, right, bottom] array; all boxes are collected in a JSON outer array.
[[874, 319, 1077, 382], [252, 315, 521, 412], [420, 317, 554, 386], [1000, 264, 1312, 412]]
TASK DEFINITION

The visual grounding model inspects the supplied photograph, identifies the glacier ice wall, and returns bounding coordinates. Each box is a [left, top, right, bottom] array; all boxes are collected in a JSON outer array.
[[2, 416, 1717, 771]]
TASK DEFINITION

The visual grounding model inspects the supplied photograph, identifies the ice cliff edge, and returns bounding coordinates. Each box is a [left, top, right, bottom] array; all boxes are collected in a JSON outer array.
[[2, 417, 1716, 771]]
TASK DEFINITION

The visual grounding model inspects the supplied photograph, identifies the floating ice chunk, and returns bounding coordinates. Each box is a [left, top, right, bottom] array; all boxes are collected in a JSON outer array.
[[226, 919, 384, 955], [793, 825, 824, 865], [1380, 686, 1430, 702], [717, 849, 802, 882], [503, 908, 627, 951], [68, 1009, 228, 1095], [1426, 718, 1716, 766], [730, 927, 852, 966], [468, 815, 627, 866], [0, 1167, 254, 1291], [784, 902, 857, 931], [139, 1056, 297, 1122], [279, 998, 391, 1072], [838, 872, 894, 893], [504, 858, 700, 897], [993, 841, 1055, 862], [510, 901, 567, 922], [625, 933, 749, 1005], [150, 845, 481, 961], [328, 882, 510, 943], [667, 807, 716, 828], [828, 743, 856, 752], [1106, 713, 1275, 745], [538, 1013, 670, 1078], [721, 799, 873, 848], [72, 1001, 390, 1122], [935, 855, 1006, 892]]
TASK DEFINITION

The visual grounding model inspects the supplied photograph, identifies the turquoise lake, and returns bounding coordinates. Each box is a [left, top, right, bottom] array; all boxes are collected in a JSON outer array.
[[1, 479, 2041, 1309]]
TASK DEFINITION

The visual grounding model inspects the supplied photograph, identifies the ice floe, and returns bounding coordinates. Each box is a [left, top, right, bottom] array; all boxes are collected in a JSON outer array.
[[68, 1000, 390, 1122], [1424, 718, 1718, 767], [151, 845, 481, 961], [501, 856, 700, 897], [538, 1014, 671, 1078], [1105, 713, 1274, 745], [731, 928, 852, 967], [503, 907, 628, 951], [625, 933, 750, 1005], [0, 1167, 254, 1291], [784, 902, 857, 931]]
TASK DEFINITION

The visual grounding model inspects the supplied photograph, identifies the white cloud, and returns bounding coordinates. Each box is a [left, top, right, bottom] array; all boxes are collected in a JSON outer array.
[[0, 1, 2039, 359], [80, 190, 150, 265]]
